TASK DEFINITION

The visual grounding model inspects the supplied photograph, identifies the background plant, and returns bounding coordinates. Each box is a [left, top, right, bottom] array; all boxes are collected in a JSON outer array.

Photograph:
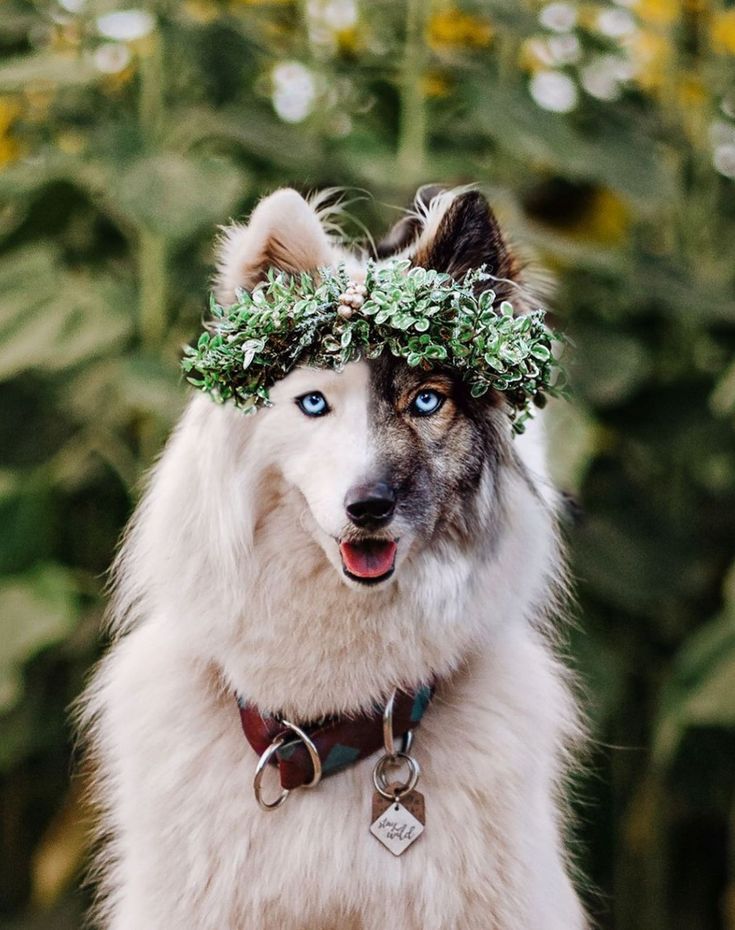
[[1, 1, 734, 928]]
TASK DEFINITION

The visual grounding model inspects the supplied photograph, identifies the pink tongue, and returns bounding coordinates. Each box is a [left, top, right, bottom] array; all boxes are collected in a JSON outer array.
[[340, 540, 397, 579]]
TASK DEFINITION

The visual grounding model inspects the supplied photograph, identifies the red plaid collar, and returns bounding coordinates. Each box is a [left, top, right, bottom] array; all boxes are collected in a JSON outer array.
[[237, 683, 435, 790]]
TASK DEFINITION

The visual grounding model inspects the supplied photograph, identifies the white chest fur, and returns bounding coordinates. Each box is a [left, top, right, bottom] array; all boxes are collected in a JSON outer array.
[[88, 613, 586, 930]]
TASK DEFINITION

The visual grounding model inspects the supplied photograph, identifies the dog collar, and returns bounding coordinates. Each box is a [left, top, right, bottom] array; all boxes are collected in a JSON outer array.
[[236, 683, 434, 792]]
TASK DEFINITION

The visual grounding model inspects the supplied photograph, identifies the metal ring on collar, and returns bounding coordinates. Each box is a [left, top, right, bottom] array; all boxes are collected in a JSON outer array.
[[279, 718, 323, 789], [383, 689, 414, 758], [253, 736, 290, 811], [372, 751, 421, 801], [383, 689, 398, 756], [253, 722, 323, 811]]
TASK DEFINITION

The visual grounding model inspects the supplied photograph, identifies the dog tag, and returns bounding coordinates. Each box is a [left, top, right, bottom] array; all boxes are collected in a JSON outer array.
[[370, 788, 425, 856]]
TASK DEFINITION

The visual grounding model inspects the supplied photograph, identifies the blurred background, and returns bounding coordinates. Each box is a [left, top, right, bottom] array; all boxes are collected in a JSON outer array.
[[1, 0, 734, 927]]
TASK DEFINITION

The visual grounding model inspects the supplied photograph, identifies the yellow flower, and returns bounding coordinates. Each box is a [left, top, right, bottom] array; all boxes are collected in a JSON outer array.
[[519, 37, 553, 74], [336, 27, 360, 54], [0, 135, 22, 168], [423, 72, 451, 98], [677, 73, 707, 110], [57, 131, 86, 156], [635, 0, 679, 27], [628, 29, 670, 91], [428, 7, 493, 49], [577, 4, 600, 31], [0, 97, 21, 134], [183, 0, 221, 22], [0, 97, 23, 169], [712, 10, 735, 55], [575, 188, 629, 245]]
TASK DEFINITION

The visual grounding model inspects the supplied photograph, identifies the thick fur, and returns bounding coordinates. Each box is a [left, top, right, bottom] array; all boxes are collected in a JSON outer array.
[[80, 188, 589, 930]]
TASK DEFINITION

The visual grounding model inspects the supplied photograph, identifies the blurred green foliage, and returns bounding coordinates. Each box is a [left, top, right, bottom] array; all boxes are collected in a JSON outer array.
[[1, 0, 734, 927]]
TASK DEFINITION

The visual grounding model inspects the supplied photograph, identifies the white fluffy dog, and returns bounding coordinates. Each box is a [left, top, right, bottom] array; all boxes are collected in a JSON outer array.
[[81, 187, 588, 929]]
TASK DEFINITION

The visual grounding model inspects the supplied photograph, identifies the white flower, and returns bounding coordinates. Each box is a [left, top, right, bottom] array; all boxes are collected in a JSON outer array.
[[93, 42, 132, 74], [307, 0, 358, 30], [721, 95, 735, 120], [529, 70, 578, 113], [596, 8, 636, 39], [539, 2, 578, 33], [547, 33, 582, 65], [713, 144, 735, 179], [58, 0, 85, 12], [709, 120, 735, 148], [581, 55, 631, 100], [272, 62, 317, 124], [581, 66, 619, 101], [609, 56, 636, 81], [96, 9, 155, 41]]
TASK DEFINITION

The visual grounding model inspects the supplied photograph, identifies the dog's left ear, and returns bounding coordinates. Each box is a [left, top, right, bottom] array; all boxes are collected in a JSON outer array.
[[214, 188, 335, 304], [413, 189, 519, 284]]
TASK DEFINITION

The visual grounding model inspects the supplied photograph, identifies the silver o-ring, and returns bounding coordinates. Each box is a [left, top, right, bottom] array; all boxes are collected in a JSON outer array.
[[279, 718, 323, 789], [382, 689, 398, 756], [372, 751, 421, 801], [253, 736, 290, 811]]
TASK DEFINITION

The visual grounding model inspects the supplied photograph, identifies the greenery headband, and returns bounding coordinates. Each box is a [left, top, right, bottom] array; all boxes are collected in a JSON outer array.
[[182, 260, 564, 433]]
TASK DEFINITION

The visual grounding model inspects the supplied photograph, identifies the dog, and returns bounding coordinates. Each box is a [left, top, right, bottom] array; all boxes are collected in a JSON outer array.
[[80, 186, 589, 929]]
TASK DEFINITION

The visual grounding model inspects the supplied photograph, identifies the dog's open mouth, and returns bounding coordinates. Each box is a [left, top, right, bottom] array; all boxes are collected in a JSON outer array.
[[339, 539, 397, 584]]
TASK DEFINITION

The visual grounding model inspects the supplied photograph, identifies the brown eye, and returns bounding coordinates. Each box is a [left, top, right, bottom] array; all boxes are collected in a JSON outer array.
[[410, 390, 444, 416]]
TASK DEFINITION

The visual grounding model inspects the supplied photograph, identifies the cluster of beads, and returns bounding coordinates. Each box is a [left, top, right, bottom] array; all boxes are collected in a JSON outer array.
[[337, 281, 367, 319]]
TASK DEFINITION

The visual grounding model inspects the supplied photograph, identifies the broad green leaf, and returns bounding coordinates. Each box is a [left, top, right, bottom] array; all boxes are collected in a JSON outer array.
[[0, 248, 132, 381], [571, 327, 652, 407], [653, 605, 735, 766], [0, 51, 99, 92], [0, 564, 80, 713], [113, 155, 247, 240]]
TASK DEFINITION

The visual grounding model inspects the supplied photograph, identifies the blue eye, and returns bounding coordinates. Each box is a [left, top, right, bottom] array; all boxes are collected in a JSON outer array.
[[296, 392, 330, 417], [411, 389, 444, 416]]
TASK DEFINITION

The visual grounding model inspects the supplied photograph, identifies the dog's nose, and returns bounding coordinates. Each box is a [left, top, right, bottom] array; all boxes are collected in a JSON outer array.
[[344, 481, 396, 527]]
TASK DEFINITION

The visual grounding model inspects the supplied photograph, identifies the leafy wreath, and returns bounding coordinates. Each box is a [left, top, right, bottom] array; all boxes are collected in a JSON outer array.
[[182, 260, 565, 433]]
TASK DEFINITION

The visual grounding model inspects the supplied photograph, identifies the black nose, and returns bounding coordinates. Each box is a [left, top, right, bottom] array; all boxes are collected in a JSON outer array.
[[344, 481, 396, 528]]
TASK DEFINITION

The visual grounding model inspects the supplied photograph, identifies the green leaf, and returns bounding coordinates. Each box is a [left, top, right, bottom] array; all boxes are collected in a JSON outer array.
[[0, 51, 99, 91], [0, 565, 80, 714], [653, 603, 735, 766], [0, 247, 133, 382], [114, 155, 247, 241]]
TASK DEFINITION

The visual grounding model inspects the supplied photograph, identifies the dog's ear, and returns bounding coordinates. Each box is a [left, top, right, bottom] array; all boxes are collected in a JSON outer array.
[[374, 184, 446, 259], [214, 188, 335, 304], [413, 189, 519, 284]]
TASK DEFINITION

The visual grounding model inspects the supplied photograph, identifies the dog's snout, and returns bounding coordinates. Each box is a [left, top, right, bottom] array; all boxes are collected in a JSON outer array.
[[344, 481, 396, 528]]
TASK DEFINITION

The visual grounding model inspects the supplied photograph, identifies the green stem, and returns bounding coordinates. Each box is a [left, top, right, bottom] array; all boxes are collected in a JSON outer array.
[[397, 0, 429, 185], [138, 27, 164, 145], [137, 23, 168, 351], [138, 226, 168, 350]]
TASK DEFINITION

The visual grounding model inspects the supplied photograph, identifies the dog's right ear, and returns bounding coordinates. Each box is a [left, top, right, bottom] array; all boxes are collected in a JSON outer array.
[[214, 189, 335, 305], [374, 184, 446, 259]]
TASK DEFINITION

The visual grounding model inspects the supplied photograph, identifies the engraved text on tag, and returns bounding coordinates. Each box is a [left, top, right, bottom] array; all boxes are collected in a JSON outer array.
[[370, 799, 424, 856]]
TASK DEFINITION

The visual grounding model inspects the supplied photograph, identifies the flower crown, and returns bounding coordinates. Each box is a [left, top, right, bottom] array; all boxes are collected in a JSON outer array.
[[182, 260, 565, 433]]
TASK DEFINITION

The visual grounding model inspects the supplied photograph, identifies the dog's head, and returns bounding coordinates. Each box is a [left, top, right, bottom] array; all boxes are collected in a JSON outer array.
[[208, 187, 536, 592], [110, 186, 561, 712]]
